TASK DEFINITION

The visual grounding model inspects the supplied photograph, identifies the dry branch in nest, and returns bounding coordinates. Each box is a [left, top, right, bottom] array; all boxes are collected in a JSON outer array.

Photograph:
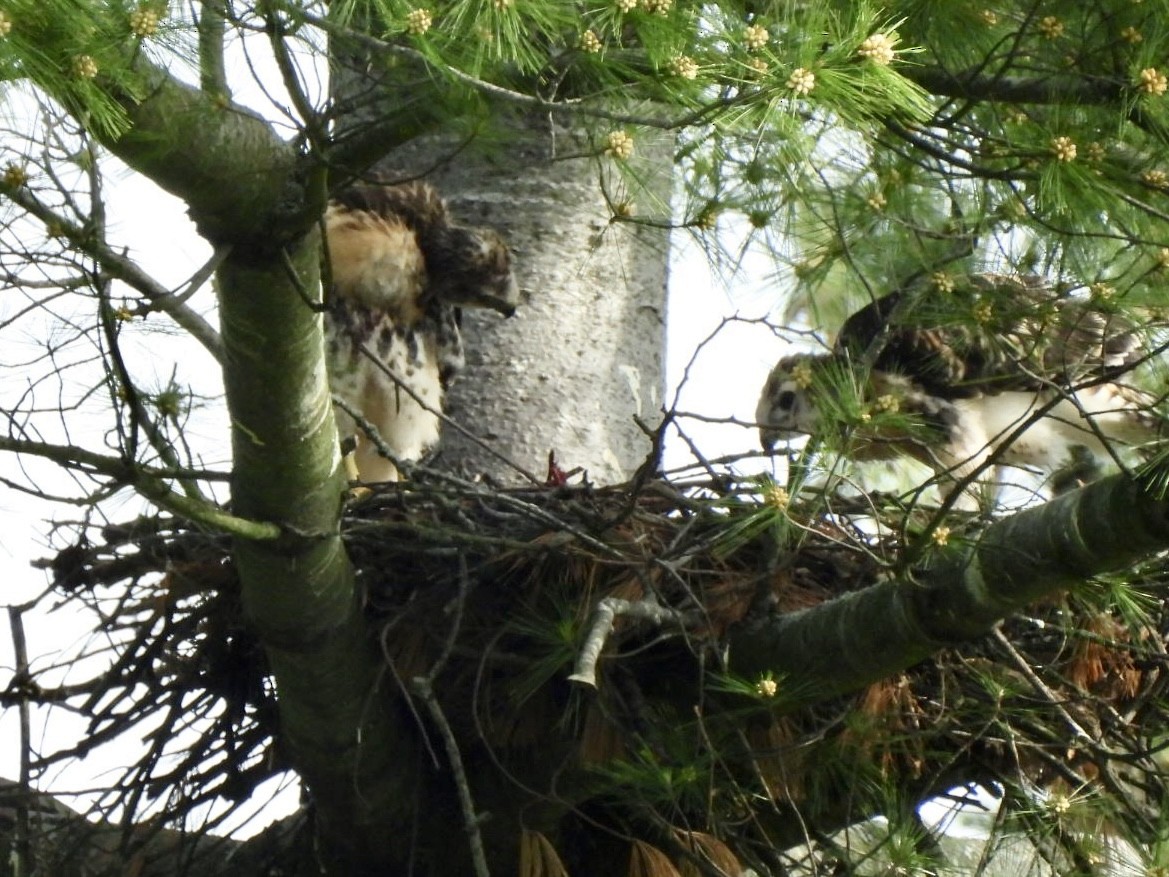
[[17, 471, 1169, 872]]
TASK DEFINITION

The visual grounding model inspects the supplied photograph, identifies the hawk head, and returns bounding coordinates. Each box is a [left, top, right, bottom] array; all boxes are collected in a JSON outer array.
[[422, 223, 520, 316], [756, 354, 823, 450], [756, 276, 1165, 509]]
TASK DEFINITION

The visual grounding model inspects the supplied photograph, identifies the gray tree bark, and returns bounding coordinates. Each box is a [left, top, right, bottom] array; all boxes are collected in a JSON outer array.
[[383, 119, 673, 485]]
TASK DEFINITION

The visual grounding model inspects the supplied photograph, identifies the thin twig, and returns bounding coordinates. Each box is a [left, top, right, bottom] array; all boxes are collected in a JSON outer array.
[[411, 678, 491, 877], [412, 465, 627, 559], [0, 181, 225, 363], [330, 392, 407, 477], [990, 626, 1093, 744], [355, 341, 544, 485], [412, 558, 490, 877], [0, 435, 279, 539], [295, 5, 739, 133], [8, 606, 31, 877]]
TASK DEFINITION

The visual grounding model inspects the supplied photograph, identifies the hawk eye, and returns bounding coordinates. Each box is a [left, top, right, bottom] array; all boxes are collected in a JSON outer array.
[[777, 390, 796, 411]]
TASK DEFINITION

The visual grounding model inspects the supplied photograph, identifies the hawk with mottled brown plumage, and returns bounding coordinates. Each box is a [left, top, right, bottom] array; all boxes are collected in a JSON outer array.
[[324, 181, 519, 483], [756, 274, 1164, 505]]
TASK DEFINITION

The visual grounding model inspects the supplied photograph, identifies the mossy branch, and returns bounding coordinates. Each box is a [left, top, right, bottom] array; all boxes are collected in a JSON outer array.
[[728, 474, 1169, 707]]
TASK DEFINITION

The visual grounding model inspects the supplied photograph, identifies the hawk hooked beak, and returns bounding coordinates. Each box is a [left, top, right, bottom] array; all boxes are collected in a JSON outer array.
[[484, 275, 521, 318]]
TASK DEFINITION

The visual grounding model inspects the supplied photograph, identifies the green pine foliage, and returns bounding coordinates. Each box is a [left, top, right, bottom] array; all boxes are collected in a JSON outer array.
[[9, 0, 1169, 874], [0, 1, 191, 138]]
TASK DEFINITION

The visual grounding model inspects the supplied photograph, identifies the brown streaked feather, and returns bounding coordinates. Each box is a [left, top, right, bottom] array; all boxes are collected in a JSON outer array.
[[835, 273, 1144, 400], [324, 204, 427, 322], [323, 181, 519, 483], [329, 181, 519, 315], [329, 180, 449, 235]]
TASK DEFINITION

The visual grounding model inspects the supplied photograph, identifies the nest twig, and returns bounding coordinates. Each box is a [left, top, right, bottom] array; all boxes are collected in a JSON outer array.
[[11, 470, 1169, 866]]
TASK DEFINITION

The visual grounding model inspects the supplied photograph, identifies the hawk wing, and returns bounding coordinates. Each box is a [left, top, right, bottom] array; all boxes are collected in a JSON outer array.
[[329, 180, 518, 315], [330, 179, 448, 228], [834, 273, 1143, 400]]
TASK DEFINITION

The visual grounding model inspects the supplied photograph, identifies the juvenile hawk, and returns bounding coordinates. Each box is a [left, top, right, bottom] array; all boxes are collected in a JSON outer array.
[[324, 181, 519, 483], [756, 274, 1162, 504]]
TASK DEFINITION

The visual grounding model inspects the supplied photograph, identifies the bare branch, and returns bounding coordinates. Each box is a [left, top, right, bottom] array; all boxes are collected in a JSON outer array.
[[0, 180, 225, 363], [569, 596, 691, 688], [906, 65, 1123, 108], [260, 0, 325, 141], [7, 607, 31, 877], [0, 436, 278, 540], [353, 340, 544, 486]]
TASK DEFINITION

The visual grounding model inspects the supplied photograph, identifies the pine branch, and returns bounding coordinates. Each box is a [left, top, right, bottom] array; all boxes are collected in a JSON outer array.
[[906, 65, 1124, 107], [100, 60, 308, 241], [0, 436, 278, 540], [728, 474, 1169, 707]]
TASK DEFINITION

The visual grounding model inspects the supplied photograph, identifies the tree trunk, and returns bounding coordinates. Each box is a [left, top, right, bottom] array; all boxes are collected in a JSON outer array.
[[382, 118, 673, 486]]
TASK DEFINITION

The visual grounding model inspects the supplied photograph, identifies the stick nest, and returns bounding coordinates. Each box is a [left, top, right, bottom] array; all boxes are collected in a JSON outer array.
[[24, 472, 1169, 864]]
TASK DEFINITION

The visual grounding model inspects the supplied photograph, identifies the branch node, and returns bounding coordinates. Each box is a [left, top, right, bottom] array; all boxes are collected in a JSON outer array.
[[569, 596, 688, 688]]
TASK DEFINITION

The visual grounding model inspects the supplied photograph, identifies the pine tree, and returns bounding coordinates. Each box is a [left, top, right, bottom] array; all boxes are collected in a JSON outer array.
[[4, 1, 1169, 874]]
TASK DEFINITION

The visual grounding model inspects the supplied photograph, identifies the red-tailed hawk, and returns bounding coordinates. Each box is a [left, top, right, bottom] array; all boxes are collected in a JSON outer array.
[[756, 274, 1163, 505], [324, 181, 519, 483]]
